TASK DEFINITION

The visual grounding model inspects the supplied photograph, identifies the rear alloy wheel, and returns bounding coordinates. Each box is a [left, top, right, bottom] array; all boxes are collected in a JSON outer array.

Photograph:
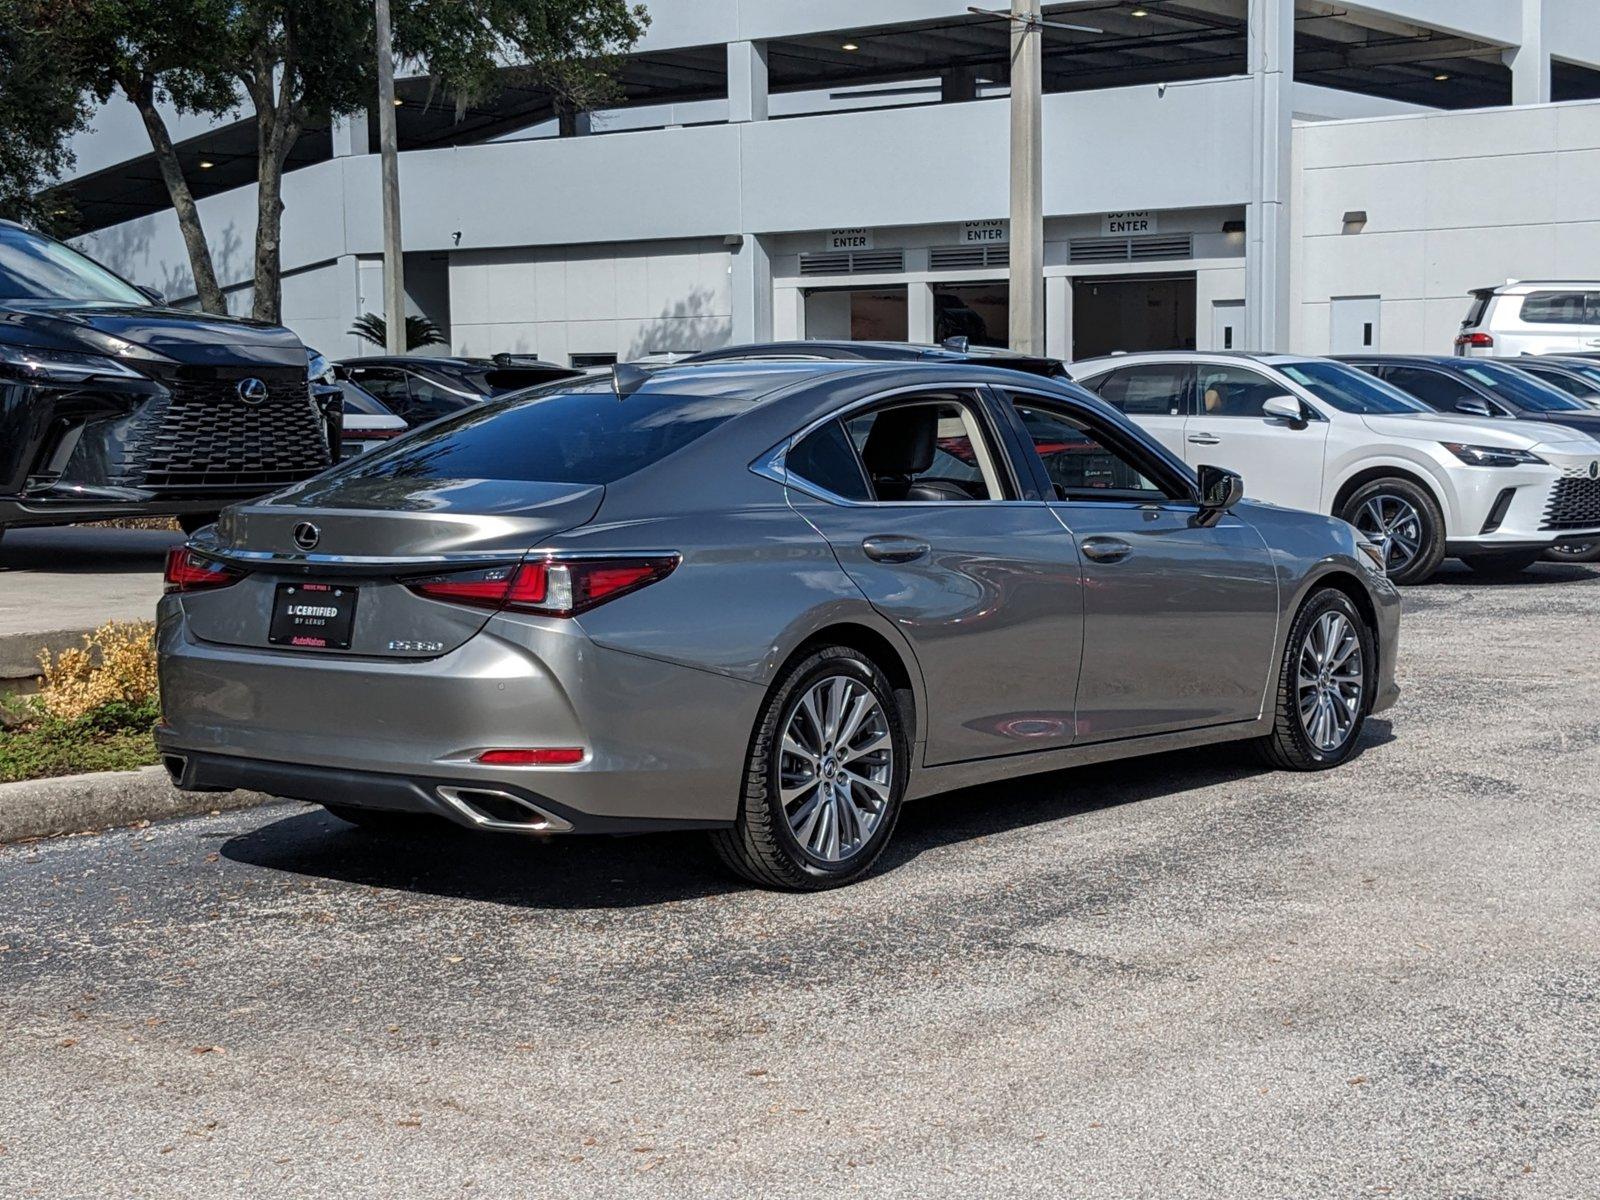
[[711, 646, 907, 891], [1255, 588, 1374, 771], [1462, 549, 1544, 576], [1543, 541, 1600, 564], [1340, 478, 1445, 586]]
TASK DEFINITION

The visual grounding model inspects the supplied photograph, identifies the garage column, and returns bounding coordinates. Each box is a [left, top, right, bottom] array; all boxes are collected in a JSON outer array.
[[908, 282, 934, 344], [1245, 0, 1293, 352], [332, 114, 368, 157], [1506, 0, 1551, 106], [1045, 276, 1071, 361], [728, 41, 769, 123], [730, 235, 773, 345]]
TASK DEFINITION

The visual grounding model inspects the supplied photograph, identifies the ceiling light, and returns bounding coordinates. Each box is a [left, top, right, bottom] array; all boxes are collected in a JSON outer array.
[[1434, 72, 1450, 81], [1131, 7, 1149, 16], [198, 159, 214, 169], [841, 41, 859, 51], [393, 97, 404, 106]]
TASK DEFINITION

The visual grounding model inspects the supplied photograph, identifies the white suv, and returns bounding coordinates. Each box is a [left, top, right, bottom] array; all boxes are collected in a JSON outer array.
[[1069, 352, 1600, 584], [1456, 281, 1600, 357]]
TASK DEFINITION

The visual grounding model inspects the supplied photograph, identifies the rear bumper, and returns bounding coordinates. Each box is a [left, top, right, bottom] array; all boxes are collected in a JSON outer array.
[[160, 750, 731, 835], [154, 603, 764, 827]]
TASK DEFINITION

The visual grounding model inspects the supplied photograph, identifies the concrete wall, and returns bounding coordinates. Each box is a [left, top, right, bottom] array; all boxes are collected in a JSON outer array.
[[448, 238, 733, 360], [1292, 99, 1600, 354]]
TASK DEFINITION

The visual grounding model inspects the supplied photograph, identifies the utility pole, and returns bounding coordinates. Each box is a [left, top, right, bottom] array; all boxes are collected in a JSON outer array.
[[374, 0, 406, 355], [1008, 0, 1043, 355]]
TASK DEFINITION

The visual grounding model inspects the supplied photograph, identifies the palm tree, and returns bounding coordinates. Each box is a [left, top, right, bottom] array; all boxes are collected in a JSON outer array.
[[349, 312, 448, 352]]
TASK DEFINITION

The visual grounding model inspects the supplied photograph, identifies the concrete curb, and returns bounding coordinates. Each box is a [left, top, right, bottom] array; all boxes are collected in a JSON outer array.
[[0, 628, 98, 688], [0, 765, 271, 843]]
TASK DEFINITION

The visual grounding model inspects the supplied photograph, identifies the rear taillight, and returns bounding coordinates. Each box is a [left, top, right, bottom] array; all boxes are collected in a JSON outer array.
[[1455, 331, 1494, 349], [164, 548, 245, 594], [407, 555, 678, 618]]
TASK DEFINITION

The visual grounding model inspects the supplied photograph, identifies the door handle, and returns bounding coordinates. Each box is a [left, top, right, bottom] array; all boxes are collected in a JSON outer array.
[[861, 535, 930, 564], [1187, 432, 1221, 445], [1080, 536, 1133, 564]]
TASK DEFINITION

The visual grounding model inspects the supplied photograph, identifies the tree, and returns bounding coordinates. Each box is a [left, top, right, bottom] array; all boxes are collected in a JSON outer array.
[[0, 2, 92, 234], [26, 0, 647, 323], [349, 311, 447, 350]]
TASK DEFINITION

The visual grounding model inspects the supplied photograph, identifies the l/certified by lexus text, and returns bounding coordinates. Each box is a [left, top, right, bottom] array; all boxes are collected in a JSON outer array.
[[157, 361, 1400, 889]]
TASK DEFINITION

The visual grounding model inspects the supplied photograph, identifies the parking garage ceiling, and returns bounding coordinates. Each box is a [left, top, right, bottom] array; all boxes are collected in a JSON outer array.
[[47, 1, 1600, 235]]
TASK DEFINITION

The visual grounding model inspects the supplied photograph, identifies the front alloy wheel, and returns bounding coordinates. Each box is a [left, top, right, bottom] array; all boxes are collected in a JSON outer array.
[[1544, 541, 1600, 564], [1339, 478, 1445, 585], [712, 646, 907, 890], [1256, 588, 1374, 770]]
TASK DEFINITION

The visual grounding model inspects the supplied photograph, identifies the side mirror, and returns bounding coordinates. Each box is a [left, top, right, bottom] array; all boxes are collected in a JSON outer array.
[[135, 284, 166, 305], [1195, 464, 1244, 527], [1262, 394, 1306, 425], [1455, 398, 1494, 418]]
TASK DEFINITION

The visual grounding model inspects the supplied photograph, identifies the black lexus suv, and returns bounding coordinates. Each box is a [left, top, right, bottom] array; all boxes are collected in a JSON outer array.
[[0, 220, 336, 546]]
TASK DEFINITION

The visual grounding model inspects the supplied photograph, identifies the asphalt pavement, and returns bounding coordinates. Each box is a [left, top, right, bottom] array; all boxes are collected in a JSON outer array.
[[2, 561, 1597, 1198]]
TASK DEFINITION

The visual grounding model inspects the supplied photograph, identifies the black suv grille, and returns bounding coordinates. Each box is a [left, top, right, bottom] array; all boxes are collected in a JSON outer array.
[[126, 370, 331, 492], [1542, 477, 1600, 530]]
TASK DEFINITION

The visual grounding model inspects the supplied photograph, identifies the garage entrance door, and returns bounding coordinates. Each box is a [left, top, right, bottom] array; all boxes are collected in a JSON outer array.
[[1072, 274, 1197, 359]]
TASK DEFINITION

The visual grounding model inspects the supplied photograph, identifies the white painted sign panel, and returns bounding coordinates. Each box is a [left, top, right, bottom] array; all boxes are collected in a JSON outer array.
[[1102, 210, 1158, 236], [960, 219, 1008, 245], [827, 227, 873, 251]]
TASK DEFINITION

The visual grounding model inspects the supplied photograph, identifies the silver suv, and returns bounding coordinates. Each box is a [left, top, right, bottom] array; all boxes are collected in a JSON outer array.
[[1456, 282, 1600, 357]]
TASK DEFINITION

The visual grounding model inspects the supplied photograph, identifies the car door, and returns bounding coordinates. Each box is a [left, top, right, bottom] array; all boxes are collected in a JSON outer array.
[[1076, 362, 1193, 460], [1187, 363, 1330, 512], [1001, 388, 1281, 740], [782, 389, 1084, 765]]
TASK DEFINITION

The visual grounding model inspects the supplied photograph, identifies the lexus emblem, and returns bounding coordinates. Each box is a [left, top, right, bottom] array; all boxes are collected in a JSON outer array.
[[237, 377, 269, 405], [292, 522, 321, 552], [1590, 461, 1599, 480]]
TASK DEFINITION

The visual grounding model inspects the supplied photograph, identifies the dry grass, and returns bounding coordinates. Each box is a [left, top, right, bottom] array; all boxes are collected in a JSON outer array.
[[37, 621, 160, 722]]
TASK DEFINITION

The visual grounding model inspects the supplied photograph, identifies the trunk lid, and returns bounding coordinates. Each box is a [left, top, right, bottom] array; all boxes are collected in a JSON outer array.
[[181, 475, 605, 658]]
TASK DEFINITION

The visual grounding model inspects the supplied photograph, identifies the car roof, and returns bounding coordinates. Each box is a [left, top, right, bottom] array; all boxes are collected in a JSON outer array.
[[1335, 354, 1530, 368], [1472, 280, 1600, 295], [1070, 350, 1315, 370], [684, 340, 1065, 367]]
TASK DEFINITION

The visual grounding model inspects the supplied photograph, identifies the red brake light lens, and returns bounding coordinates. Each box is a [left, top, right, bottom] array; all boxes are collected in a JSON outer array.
[[407, 555, 678, 617], [164, 548, 244, 594], [475, 748, 585, 766], [1455, 331, 1494, 348]]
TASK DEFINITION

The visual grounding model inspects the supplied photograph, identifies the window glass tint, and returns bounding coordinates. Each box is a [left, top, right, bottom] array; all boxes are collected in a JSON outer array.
[[787, 419, 871, 501], [1011, 402, 1166, 502], [1278, 361, 1429, 414], [336, 380, 392, 417], [1459, 361, 1589, 412], [1377, 367, 1485, 413], [331, 384, 746, 486], [1519, 292, 1600, 326], [1462, 293, 1490, 328], [844, 401, 1003, 502], [1090, 364, 1189, 415], [0, 226, 150, 305], [406, 375, 475, 423], [1195, 365, 1282, 417]]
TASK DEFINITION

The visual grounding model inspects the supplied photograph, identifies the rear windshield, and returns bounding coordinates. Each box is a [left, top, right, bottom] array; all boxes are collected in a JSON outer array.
[[1278, 361, 1431, 415], [329, 382, 747, 485], [1459, 361, 1589, 412], [0, 226, 150, 306], [1461, 292, 1491, 329]]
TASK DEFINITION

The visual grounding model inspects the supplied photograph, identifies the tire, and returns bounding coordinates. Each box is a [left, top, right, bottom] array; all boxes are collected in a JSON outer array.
[[1254, 587, 1375, 771], [1339, 477, 1446, 586], [1543, 541, 1600, 564], [321, 803, 442, 833], [1462, 549, 1544, 576], [178, 513, 219, 535], [710, 646, 909, 891]]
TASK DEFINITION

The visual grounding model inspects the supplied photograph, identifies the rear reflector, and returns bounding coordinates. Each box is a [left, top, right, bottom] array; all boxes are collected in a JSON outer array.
[[408, 555, 678, 618], [1455, 332, 1494, 348], [475, 748, 584, 766], [164, 547, 244, 594]]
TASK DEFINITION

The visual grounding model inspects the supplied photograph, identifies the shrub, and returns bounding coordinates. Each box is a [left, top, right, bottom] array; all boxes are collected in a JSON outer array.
[[37, 621, 159, 722]]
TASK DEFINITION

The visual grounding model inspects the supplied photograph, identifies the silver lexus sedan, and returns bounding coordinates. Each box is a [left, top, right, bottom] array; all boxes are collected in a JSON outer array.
[[157, 361, 1400, 890]]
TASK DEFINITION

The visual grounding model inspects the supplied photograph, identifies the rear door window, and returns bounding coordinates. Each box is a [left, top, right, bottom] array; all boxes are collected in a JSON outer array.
[[1084, 364, 1191, 415], [1520, 292, 1600, 326], [842, 398, 1009, 502], [1380, 367, 1492, 413]]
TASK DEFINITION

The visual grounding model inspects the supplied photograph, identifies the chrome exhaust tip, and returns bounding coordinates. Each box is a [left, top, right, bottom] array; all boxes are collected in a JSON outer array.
[[435, 786, 573, 833]]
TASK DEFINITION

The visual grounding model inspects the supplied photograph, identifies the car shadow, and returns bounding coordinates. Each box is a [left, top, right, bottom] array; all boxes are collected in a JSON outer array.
[[1419, 560, 1598, 587], [220, 721, 1395, 910]]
